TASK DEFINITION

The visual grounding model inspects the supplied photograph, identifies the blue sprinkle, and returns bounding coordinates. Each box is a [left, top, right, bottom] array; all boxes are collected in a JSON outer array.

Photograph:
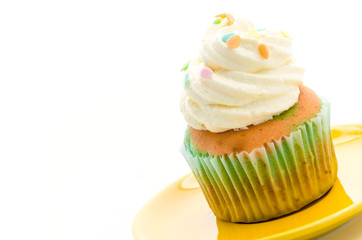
[[221, 32, 235, 43], [257, 28, 267, 32], [184, 73, 190, 87]]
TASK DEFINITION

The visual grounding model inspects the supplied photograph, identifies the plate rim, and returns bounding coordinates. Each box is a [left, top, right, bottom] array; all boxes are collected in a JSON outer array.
[[133, 124, 362, 240], [133, 172, 362, 240]]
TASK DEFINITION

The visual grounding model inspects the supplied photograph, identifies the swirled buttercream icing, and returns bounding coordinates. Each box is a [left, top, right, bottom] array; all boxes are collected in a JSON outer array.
[[180, 15, 304, 133]]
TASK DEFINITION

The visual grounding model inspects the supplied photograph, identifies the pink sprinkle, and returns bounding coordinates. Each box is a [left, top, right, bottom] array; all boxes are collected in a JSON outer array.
[[200, 67, 213, 78]]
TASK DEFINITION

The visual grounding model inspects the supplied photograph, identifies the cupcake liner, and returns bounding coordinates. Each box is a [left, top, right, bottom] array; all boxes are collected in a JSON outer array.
[[182, 98, 338, 222]]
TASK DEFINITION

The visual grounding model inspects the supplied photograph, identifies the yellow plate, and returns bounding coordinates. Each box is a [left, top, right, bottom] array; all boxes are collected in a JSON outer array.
[[133, 125, 362, 240]]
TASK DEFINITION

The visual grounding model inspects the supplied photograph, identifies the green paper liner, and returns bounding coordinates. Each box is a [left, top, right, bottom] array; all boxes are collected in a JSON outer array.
[[182, 99, 338, 223]]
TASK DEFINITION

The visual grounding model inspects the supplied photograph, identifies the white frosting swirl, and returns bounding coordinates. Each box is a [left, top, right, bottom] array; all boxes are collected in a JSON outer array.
[[180, 17, 304, 133]]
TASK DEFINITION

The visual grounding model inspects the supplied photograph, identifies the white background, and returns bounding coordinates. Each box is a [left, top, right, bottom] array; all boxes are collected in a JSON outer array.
[[0, 0, 362, 239]]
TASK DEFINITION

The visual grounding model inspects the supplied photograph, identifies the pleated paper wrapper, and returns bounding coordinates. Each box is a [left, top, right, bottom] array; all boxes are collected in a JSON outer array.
[[182, 99, 338, 223]]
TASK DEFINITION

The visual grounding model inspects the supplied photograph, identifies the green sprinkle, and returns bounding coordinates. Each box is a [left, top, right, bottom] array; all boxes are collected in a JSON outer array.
[[213, 18, 222, 24], [257, 28, 267, 32], [184, 73, 190, 87], [180, 60, 191, 71]]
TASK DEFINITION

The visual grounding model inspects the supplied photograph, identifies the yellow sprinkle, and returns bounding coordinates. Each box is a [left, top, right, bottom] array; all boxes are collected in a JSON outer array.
[[215, 13, 227, 18], [258, 43, 269, 59], [280, 30, 292, 39], [226, 35, 242, 49], [247, 29, 260, 40], [226, 14, 235, 25]]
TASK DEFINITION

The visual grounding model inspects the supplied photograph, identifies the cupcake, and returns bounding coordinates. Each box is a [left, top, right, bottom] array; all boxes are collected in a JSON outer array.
[[180, 14, 338, 223]]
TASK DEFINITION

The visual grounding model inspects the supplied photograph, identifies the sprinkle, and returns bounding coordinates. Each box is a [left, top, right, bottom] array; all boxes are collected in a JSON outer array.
[[257, 28, 267, 32], [200, 67, 213, 78], [247, 29, 260, 39], [222, 32, 235, 43], [258, 43, 269, 59], [180, 60, 191, 71], [226, 35, 242, 49], [226, 14, 235, 25], [213, 18, 222, 24], [215, 13, 227, 18], [280, 30, 292, 39], [184, 73, 190, 87]]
